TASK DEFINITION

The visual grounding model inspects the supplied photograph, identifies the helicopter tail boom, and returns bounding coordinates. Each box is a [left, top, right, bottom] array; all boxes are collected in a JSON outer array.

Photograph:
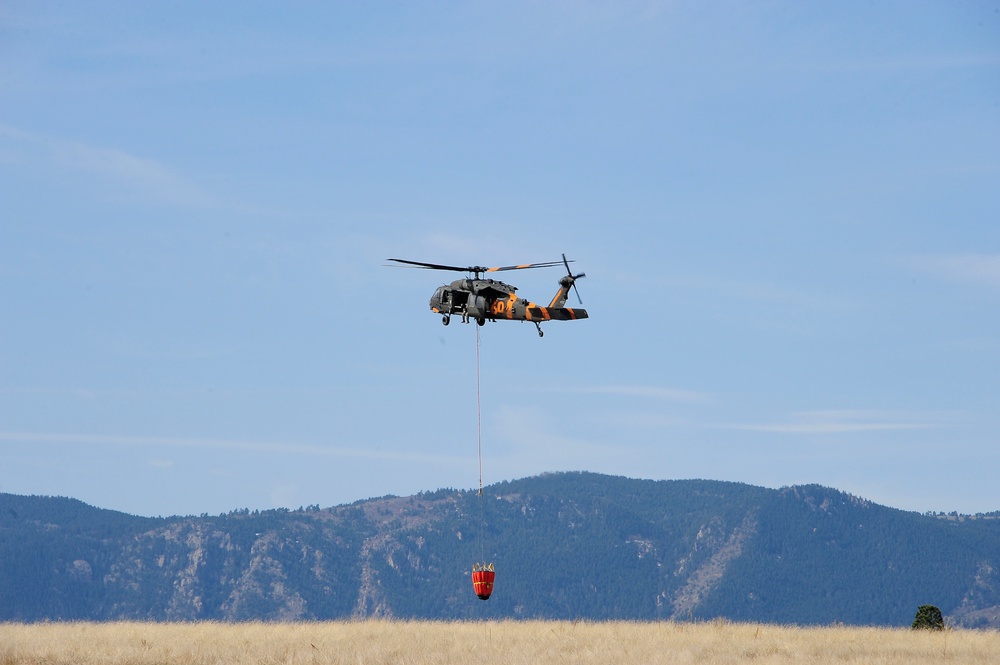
[[528, 306, 588, 321]]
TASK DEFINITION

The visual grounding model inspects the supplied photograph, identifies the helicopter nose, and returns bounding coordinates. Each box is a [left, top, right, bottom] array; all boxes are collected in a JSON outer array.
[[430, 287, 445, 310]]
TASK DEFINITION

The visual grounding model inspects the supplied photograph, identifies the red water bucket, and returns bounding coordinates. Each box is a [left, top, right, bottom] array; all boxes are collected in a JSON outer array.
[[472, 564, 495, 600]]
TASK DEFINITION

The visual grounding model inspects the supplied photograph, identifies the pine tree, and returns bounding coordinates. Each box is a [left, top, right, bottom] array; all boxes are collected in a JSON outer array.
[[911, 604, 944, 630]]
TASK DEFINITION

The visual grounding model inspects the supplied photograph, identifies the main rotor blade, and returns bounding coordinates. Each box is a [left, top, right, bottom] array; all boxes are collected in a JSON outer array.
[[486, 260, 566, 272], [387, 258, 569, 274], [386, 258, 475, 272]]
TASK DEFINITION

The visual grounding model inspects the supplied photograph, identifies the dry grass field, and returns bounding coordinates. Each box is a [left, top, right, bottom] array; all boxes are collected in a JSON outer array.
[[1, 620, 998, 664]]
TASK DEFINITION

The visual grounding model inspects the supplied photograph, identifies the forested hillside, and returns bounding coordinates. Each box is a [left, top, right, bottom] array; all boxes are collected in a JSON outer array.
[[1, 473, 998, 626]]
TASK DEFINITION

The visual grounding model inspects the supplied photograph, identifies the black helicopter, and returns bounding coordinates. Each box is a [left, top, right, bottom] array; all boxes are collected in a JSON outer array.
[[387, 254, 588, 337]]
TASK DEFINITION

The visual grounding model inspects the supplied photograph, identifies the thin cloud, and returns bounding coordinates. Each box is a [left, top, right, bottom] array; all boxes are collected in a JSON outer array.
[[492, 404, 622, 459], [53, 141, 215, 207], [590, 410, 693, 430], [0, 431, 457, 465], [569, 384, 712, 403], [0, 124, 226, 209], [667, 272, 858, 314], [780, 52, 1000, 77], [729, 422, 930, 434], [906, 254, 1000, 290], [719, 409, 950, 434]]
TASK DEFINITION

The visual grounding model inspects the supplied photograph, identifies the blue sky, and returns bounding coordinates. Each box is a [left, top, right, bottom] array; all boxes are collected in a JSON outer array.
[[2, 2, 998, 517]]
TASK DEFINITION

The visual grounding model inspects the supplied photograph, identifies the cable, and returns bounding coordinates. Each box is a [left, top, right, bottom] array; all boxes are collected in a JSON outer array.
[[476, 322, 483, 497], [475, 323, 485, 564]]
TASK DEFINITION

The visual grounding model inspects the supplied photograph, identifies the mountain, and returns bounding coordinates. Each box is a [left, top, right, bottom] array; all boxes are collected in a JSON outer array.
[[1, 473, 998, 627]]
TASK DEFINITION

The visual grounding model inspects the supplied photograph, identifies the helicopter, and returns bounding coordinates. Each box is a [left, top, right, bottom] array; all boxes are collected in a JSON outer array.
[[387, 253, 588, 337]]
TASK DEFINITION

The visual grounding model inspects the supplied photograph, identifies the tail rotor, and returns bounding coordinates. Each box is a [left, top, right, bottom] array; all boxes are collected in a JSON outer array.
[[561, 253, 586, 304]]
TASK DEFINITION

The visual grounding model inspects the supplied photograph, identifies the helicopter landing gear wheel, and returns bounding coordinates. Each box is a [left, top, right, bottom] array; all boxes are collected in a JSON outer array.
[[477, 317, 485, 327], [442, 314, 450, 326], [534, 322, 544, 337]]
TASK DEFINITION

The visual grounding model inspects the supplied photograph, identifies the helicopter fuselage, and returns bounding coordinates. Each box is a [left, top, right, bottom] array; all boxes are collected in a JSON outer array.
[[430, 277, 587, 330], [388, 254, 587, 337]]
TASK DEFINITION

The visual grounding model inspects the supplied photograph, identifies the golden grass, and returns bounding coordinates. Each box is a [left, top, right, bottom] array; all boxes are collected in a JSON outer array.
[[1, 620, 998, 665]]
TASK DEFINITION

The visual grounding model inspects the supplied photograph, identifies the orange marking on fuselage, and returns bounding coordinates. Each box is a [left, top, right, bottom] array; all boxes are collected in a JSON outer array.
[[524, 302, 551, 321]]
